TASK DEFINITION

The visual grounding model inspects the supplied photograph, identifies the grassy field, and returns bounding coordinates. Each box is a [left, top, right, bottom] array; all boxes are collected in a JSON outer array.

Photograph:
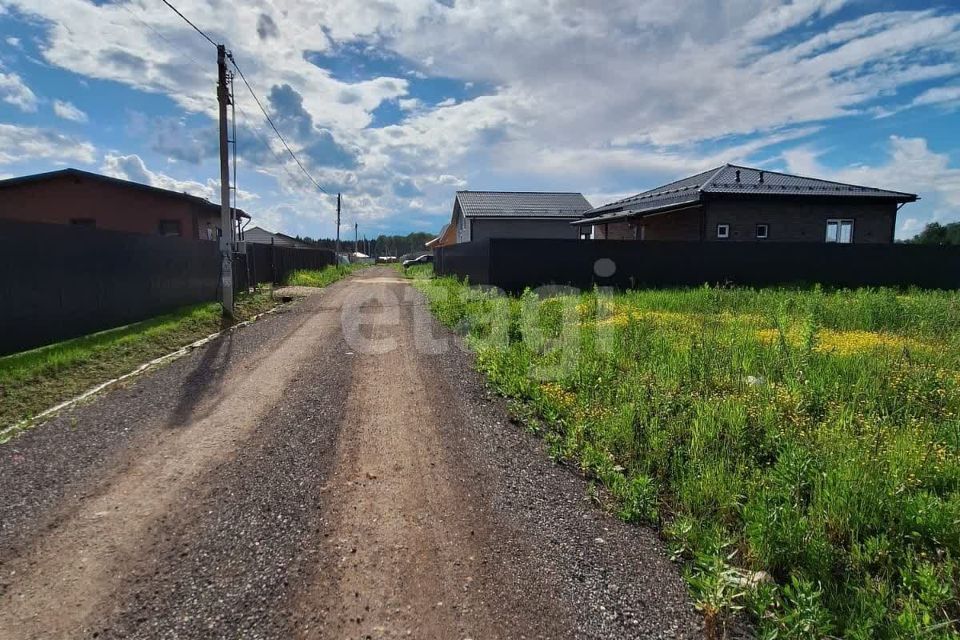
[[0, 287, 278, 434], [414, 273, 960, 639]]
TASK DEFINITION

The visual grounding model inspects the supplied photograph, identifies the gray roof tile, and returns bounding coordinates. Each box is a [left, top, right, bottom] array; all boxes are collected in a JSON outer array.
[[457, 191, 592, 218], [580, 164, 917, 222]]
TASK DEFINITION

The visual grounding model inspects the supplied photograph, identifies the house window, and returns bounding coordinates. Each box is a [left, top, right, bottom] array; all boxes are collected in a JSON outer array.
[[717, 223, 730, 239], [756, 223, 769, 239], [158, 220, 182, 237], [69, 218, 96, 228], [825, 219, 854, 244]]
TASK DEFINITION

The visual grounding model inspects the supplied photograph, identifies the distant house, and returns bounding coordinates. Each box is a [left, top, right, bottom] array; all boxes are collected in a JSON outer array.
[[450, 191, 592, 243], [0, 168, 249, 240], [573, 164, 917, 244], [243, 226, 314, 249]]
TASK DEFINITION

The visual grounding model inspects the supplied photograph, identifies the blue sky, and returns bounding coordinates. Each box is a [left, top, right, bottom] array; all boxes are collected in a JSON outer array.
[[0, 0, 958, 240]]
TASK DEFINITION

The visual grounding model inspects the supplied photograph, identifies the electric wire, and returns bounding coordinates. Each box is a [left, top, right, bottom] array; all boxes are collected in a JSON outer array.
[[228, 53, 330, 195], [120, 2, 208, 72], [156, 0, 334, 201], [158, 0, 218, 48]]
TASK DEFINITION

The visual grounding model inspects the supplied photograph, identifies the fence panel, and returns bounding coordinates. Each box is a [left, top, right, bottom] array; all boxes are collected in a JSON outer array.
[[0, 220, 220, 356], [438, 239, 960, 292], [244, 243, 336, 286], [434, 240, 490, 284]]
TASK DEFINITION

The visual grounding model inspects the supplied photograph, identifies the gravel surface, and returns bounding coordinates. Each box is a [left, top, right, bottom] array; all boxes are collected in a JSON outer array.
[[0, 268, 703, 639]]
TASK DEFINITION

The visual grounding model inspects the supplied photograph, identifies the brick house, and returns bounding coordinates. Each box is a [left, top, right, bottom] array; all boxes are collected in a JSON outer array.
[[0, 168, 249, 241], [574, 164, 917, 243]]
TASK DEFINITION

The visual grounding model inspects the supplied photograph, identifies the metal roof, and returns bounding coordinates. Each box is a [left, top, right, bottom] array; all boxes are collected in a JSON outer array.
[[705, 165, 917, 199], [0, 168, 250, 218], [456, 191, 592, 218], [577, 164, 917, 224], [585, 166, 722, 218]]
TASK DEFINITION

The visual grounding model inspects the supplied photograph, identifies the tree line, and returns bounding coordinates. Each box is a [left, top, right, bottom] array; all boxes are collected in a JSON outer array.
[[293, 231, 435, 257], [907, 221, 960, 245]]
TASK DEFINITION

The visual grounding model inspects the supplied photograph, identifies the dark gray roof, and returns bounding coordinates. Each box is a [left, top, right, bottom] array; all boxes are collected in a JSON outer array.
[[576, 163, 917, 225], [456, 191, 592, 218], [585, 166, 721, 219]]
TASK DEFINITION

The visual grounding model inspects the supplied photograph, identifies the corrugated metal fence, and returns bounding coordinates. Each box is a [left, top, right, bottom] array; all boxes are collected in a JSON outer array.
[[0, 221, 336, 356], [435, 239, 960, 292]]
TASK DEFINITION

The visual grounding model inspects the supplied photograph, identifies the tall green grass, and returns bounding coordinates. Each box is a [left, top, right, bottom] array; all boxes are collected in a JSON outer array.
[[416, 277, 960, 639]]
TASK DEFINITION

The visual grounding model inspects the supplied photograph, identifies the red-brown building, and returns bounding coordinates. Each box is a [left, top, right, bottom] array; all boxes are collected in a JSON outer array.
[[0, 168, 248, 240], [574, 164, 917, 244]]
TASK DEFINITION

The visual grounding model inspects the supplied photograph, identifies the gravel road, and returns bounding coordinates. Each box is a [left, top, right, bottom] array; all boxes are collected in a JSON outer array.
[[0, 267, 703, 639]]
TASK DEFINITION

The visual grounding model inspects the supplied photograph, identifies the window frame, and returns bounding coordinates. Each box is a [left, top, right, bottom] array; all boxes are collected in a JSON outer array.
[[825, 218, 854, 244], [756, 223, 769, 239], [716, 223, 730, 239], [158, 219, 182, 237]]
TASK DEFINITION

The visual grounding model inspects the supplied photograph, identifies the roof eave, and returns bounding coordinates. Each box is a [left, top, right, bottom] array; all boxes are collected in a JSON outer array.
[[571, 201, 702, 225]]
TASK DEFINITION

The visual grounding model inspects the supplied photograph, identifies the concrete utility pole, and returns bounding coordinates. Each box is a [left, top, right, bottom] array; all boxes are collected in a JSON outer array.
[[217, 44, 234, 317], [335, 193, 341, 259]]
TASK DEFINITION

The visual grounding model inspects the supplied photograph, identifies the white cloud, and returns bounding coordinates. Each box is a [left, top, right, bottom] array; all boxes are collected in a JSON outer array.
[[0, 123, 95, 164], [100, 153, 259, 206], [911, 85, 960, 109], [52, 99, 88, 123], [5, 1, 960, 235], [0, 66, 37, 112]]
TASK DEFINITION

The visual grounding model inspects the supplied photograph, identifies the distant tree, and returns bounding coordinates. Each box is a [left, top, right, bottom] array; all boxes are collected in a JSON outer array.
[[909, 222, 960, 245], [292, 231, 435, 255]]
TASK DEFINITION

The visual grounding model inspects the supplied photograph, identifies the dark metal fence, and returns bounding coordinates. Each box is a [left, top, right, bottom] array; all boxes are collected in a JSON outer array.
[[0, 220, 220, 356], [0, 221, 340, 356], [244, 242, 336, 287], [435, 239, 960, 292], [433, 239, 490, 285]]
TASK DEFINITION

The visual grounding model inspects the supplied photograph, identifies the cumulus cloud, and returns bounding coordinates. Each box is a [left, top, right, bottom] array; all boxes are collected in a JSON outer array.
[[0, 124, 95, 164], [100, 153, 259, 206], [267, 84, 359, 168], [0, 66, 37, 112], [52, 99, 88, 123], [5, 0, 960, 234]]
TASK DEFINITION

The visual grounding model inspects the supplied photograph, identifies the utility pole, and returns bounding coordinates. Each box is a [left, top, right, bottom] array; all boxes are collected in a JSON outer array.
[[335, 193, 341, 259], [355, 222, 359, 254], [217, 44, 234, 317]]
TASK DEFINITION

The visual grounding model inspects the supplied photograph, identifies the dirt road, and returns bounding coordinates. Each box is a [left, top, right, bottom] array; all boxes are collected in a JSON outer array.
[[0, 267, 702, 639]]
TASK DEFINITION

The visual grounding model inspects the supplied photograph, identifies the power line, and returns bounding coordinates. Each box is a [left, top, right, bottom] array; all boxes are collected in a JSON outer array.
[[158, 0, 218, 48], [121, 2, 208, 71], [228, 53, 330, 195], [234, 101, 318, 195], [156, 0, 333, 199]]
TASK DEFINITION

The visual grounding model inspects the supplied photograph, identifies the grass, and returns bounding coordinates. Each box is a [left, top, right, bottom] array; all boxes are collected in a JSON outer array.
[[285, 263, 362, 288], [403, 263, 434, 280], [414, 275, 960, 640], [0, 287, 278, 435]]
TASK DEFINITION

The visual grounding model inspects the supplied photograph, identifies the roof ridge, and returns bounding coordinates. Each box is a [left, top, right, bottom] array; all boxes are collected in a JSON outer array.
[[456, 190, 586, 195], [698, 164, 731, 193], [719, 163, 914, 196]]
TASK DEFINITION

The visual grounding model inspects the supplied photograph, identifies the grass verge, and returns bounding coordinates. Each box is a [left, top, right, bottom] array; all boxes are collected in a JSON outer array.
[[285, 263, 363, 288], [0, 287, 277, 434], [414, 274, 960, 640]]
